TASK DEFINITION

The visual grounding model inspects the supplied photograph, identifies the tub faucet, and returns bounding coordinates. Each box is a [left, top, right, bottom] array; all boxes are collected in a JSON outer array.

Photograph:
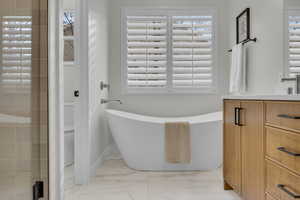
[[281, 74, 300, 94], [101, 99, 122, 104]]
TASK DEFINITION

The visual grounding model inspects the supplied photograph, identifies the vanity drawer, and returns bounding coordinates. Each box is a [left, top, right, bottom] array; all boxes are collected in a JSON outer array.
[[266, 102, 300, 132], [266, 160, 300, 200], [266, 127, 300, 175]]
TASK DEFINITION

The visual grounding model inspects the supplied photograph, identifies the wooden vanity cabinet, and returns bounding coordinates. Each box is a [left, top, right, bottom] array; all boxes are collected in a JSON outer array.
[[224, 100, 264, 200], [224, 99, 300, 200], [224, 100, 242, 194]]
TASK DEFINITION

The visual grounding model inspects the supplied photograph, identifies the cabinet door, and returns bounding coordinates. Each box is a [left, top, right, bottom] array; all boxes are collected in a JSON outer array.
[[240, 101, 264, 200], [224, 100, 241, 194]]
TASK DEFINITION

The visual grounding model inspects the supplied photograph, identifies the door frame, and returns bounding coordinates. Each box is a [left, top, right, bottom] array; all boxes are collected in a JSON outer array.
[[74, 0, 91, 185], [49, 0, 91, 199], [48, 0, 64, 199]]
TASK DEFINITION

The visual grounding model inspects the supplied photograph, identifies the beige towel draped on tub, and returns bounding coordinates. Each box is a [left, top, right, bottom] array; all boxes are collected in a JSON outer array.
[[165, 122, 191, 163]]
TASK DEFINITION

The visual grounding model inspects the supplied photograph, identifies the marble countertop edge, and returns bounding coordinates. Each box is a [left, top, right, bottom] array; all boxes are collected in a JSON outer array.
[[222, 94, 300, 101]]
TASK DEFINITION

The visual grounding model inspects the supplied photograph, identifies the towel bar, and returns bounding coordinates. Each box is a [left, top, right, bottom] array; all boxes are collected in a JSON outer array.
[[228, 38, 257, 52]]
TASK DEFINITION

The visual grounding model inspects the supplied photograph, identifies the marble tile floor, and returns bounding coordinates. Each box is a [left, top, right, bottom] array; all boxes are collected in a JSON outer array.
[[64, 164, 75, 192], [64, 159, 241, 200]]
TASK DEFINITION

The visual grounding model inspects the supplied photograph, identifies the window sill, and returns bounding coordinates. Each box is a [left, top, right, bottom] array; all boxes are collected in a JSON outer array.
[[123, 88, 218, 95]]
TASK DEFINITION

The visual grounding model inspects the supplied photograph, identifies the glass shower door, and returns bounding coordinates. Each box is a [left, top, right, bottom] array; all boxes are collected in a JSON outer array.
[[0, 0, 48, 199]]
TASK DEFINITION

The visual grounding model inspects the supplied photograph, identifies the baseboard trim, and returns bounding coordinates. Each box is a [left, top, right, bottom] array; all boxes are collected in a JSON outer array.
[[104, 144, 122, 160], [89, 144, 121, 177]]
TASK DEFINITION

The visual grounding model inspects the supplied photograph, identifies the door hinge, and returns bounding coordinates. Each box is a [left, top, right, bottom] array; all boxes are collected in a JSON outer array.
[[33, 181, 44, 200]]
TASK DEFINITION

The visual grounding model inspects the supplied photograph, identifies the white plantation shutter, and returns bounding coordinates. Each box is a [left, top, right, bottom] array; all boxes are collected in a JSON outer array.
[[172, 16, 213, 88], [288, 13, 300, 77], [126, 16, 168, 88], [1, 16, 32, 90], [123, 9, 217, 93]]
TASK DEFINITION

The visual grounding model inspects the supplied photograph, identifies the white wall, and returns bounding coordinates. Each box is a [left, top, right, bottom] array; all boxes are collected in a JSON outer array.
[[228, 0, 285, 94], [285, 0, 300, 8], [107, 0, 230, 117], [63, 0, 112, 179], [88, 0, 112, 175], [63, 0, 75, 10]]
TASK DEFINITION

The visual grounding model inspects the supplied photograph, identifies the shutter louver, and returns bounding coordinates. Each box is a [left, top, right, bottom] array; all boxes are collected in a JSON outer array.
[[126, 16, 167, 88], [1, 16, 32, 90], [172, 16, 213, 88], [289, 15, 300, 77]]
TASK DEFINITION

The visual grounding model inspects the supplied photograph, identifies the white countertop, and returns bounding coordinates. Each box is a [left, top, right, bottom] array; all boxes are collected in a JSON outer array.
[[222, 94, 300, 101]]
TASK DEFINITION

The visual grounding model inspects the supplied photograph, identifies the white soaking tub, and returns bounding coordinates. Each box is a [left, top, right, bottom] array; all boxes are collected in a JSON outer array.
[[106, 109, 223, 171]]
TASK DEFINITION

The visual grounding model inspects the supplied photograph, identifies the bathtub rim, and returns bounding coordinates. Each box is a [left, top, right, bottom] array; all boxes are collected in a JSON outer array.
[[106, 109, 222, 125]]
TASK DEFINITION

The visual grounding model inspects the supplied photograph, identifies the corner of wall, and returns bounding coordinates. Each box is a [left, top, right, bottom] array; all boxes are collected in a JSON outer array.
[[89, 144, 121, 177]]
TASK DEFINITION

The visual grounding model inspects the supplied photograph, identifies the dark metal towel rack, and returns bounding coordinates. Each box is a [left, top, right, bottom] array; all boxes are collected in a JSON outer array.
[[228, 38, 257, 52]]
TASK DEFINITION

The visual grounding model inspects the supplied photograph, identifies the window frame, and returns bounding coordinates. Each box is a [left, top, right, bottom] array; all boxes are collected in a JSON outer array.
[[284, 8, 300, 77], [121, 8, 218, 94], [63, 9, 79, 67]]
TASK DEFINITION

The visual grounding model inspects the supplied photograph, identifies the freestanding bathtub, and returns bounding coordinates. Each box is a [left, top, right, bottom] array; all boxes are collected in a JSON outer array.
[[106, 109, 223, 171]]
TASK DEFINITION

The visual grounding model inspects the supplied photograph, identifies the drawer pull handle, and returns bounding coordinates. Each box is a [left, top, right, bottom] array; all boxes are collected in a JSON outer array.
[[277, 114, 300, 119], [234, 107, 243, 126], [277, 147, 300, 157], [277, 184, 300, 198], [234, 107, 238, 125]]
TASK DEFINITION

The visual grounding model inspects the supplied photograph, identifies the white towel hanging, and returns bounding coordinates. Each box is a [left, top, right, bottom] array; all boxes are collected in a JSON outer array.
[[229, 43, 247, 94]]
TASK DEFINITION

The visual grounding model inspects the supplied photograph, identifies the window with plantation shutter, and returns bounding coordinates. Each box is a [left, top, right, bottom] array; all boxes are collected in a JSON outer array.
[[126, 16, 168, 89], [1, 16, 32, 91], [122, 9, 217, 93], [172, 16, 213, 89], [287, 11, 300, 77]]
